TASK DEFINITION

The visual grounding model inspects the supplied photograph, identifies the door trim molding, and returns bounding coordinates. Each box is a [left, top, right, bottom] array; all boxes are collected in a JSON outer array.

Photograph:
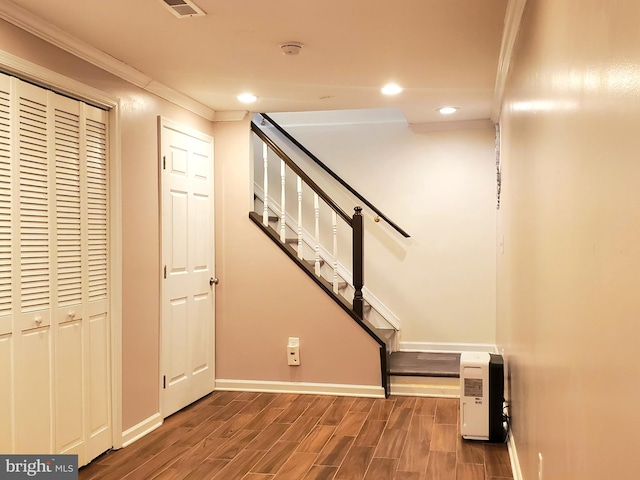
[[109, 103, 124, 449], [0, 50, 123, 450]]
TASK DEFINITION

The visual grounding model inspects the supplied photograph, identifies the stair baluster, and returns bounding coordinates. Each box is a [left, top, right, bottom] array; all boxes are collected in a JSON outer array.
[[262, 142, 269, 226], [332, 211, 339, 293], [296, 176, 303, 259], [280, 159, 286, 242], [314, 193, 321, 276]]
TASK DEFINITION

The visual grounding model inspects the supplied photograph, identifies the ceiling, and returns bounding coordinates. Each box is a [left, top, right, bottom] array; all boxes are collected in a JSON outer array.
[[2, 0, 509, 125]]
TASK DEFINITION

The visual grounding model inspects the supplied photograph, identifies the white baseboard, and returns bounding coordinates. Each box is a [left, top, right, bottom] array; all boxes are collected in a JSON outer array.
[[399, 341, 498, 354], [390, 376, 460, 398], [120, 412, 163, 448], [507, 431, 523, 480], [215, 379, 385, 398]]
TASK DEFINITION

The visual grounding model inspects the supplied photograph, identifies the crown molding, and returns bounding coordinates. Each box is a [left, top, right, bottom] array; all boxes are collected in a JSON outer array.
[[491, 0, 527, 123], [409, 118, 494, 133], [0, 2, 151, 87], [266, 108, 407, 128], [213, 110, 249, 122], [0, 50, 117, 109], [146, 81, 215, 121], [0, 1, 216, 121]]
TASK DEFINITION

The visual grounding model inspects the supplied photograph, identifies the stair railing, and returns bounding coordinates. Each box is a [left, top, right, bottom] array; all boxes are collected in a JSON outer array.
[[251, 122, 365, 318], [259, 113, 410, 238]]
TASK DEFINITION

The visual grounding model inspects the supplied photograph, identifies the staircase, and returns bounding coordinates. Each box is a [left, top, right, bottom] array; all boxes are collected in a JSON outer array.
[[249, 115, 461, 397], [251, 196, 398, 353]]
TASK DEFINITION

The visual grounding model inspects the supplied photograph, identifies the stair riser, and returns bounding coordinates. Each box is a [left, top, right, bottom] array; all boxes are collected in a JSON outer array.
[[390, 376, 460, 398]]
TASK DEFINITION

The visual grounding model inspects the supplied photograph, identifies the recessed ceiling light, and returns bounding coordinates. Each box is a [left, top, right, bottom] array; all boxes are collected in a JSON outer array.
[[237, 93, 257, 103], [381, 84, 402, 95], [438, 106, 458, 115]]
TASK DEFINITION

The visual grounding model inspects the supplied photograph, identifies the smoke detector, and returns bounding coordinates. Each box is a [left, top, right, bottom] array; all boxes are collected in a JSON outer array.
[[160, 0, 206, 18], [280, 42, 303, 56]]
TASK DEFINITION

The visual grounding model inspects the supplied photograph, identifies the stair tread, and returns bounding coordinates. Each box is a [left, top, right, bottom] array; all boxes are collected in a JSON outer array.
[[389, 351, 460, 378], [305, 259, 325, 266]]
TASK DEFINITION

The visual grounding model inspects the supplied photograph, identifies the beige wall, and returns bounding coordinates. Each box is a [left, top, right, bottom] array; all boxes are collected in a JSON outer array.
[[497, 1, 640, 478], [214, 120, 382, 386], [265, 119, 497, 347]]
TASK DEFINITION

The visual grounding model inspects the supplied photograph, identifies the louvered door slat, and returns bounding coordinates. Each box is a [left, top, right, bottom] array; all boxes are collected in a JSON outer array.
[[19, 90, 49, 315], [85, 117, 107, 303], [55, 106, 81, 308], [0, 83, 10, 318]]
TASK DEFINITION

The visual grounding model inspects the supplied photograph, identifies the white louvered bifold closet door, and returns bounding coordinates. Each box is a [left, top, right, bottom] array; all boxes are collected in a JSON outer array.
[[0, 72, 111, 466]]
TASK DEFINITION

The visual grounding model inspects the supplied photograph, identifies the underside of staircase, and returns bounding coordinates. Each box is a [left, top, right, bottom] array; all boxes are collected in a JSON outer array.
[[249, 208, 461, 397], [248, 210, 391, 378]]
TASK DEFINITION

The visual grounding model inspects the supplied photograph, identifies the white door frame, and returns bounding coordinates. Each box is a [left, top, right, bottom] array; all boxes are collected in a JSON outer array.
[[0, 51, 124, 447], [158, 116, 215, 418]]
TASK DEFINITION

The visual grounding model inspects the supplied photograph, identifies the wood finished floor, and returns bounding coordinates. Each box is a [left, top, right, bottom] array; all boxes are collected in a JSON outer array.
[[79, 392, 513, 480]]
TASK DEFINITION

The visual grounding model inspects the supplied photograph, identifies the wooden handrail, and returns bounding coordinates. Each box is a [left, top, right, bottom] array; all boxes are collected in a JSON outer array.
[[259, 113, 411, 238], [251, 122, 353, 226]]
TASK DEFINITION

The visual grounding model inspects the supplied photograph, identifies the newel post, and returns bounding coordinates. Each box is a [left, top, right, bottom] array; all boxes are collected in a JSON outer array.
[[352, 206, 364, 318]]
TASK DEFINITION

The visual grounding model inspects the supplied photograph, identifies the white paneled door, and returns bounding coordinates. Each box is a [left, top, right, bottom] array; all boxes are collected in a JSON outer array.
[[0, 72, 111, 466], [160, 119, 215, 418]]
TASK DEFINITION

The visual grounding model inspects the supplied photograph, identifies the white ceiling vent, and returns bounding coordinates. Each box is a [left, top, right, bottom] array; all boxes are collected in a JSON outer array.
[[160, 0, 206, 18]]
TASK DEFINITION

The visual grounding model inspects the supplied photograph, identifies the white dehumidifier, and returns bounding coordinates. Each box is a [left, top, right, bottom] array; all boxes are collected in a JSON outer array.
[[459, 352, 505, 442]]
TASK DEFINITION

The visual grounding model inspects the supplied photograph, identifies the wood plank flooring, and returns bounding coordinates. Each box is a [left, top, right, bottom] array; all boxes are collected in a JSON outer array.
[[79, 392, 513, 480]]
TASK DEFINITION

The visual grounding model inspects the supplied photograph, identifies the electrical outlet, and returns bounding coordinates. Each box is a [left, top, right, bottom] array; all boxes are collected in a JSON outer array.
[[287, 337, 300, 366], [538, 452, 543, 480]]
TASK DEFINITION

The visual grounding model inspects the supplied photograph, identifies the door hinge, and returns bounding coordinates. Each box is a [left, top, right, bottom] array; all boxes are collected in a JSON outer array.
[[163, 375, 166, 389], [163, 265, 167, 279], [162, 155, 166, 170]]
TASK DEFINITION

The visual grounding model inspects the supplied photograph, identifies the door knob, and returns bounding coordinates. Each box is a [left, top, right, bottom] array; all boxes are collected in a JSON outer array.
[[210, 277, 219, 286]]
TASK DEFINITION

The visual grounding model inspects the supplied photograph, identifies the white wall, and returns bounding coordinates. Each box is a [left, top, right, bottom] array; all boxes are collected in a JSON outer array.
[[262, 114, 498, 348]]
